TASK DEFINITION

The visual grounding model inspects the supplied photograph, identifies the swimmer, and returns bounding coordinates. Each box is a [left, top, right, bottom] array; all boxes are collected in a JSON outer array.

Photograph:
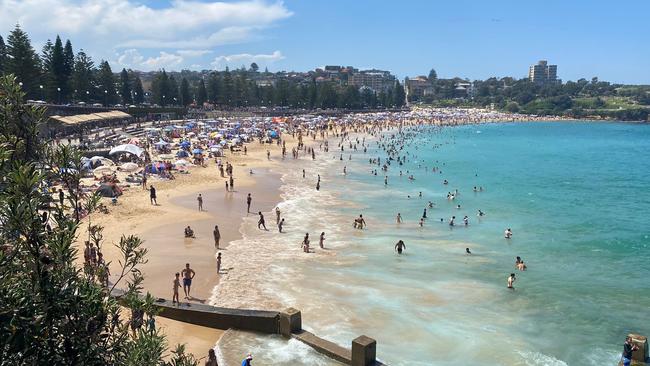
[[463, 215, 469, 225], [396, 213, 402, 223], [504, 228, 513, 239], [419, 218, 424, 227], [466, 248, 471, 255], [394, 240, 406, 254], [507, 273, 516, 290], [477, 209, 485, 217], [449, 216, 455, 226]]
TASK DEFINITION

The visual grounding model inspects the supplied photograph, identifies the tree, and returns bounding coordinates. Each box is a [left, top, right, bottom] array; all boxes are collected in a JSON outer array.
[[151, 70, 170, 106], [180, 77, 191, 106], [393, 80, 406, 107], [0, 75, 198, 365], [250, 62, 259, 73], [71, 50, 95, 102], [0, 35, 7, 74], [6, 24, 42, 99], [428, 68, 438, 81], [62, 39, 74, 101], [168, 75, 179, 105], [42, 36, 67, 103], [196, 79, 207, 106], [132, 75, 144, 104], [119, 68, 132, 105], [207, 73, 221, 104], [97, 60, 117, 106]]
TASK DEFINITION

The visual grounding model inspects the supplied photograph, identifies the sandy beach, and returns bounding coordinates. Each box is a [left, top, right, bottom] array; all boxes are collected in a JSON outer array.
[[77, 139, 287, 358]]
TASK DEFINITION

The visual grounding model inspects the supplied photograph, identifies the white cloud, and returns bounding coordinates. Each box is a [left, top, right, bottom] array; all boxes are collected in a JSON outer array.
[[177, 50, 212, 57], [115, 49, 184, 71], [0, 0, 292, 69], [211, 50, 285, 69]]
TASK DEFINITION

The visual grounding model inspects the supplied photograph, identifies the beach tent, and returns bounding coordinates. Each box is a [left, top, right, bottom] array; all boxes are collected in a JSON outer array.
[[120, 162, 140, 172], [96, 184, 121, 197], [179, 141, 191, 148], [109, 144, 144, 157]]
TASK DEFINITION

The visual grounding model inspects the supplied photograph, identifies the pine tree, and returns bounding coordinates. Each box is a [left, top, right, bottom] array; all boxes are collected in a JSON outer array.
[[196, 79, 207, 106], [6, 25, 42, 99], [222, 67, 234, 105], [72, 50, 94, 102], [132, 75, 144, 104], [179, 78, 191, 106], [207, 73, 221, 104], [151, 70, 170, 106], [0, 36, 9, 75], [168, 75, 179, 105], [97, 60, 116, 106], [44, 36, 66, 103], [120, 68, 132, 105], [63, 39, 74, 100]]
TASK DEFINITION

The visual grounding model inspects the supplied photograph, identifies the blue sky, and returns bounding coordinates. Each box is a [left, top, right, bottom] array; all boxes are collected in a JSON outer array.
[[1, 0, 648, 83]]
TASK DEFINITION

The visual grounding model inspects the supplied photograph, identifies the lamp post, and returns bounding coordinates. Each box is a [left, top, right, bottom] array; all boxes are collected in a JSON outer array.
[[86, 90, 90, 103], [39, 85, 44, 101], [162, 95, 165, 107], [57, 87, 61, 105], [104, 90, 108, 107]]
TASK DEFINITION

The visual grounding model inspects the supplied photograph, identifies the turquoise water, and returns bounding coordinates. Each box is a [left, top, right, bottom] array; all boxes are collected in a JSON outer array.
[[219, 121, 650, 365]]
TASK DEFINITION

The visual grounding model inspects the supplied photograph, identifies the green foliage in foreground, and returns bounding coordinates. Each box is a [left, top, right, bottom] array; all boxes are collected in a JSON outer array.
[[0, 74, 198, 365]]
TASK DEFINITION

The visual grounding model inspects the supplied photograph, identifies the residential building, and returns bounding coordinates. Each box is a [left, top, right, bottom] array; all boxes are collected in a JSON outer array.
[[528, 60, 559, 84], [405, 76, 434, 100], [348, 69, 396, 92]]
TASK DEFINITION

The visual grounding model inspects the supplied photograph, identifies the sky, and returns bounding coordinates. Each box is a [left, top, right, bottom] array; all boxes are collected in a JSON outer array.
[[0, 0, 648, 84]]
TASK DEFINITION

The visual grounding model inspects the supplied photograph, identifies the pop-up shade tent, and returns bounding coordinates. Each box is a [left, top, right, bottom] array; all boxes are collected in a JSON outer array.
[[109, 144, 144, 157]]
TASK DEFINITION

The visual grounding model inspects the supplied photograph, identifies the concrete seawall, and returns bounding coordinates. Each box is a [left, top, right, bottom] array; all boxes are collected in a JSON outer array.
[[112, 290, 385, 365]]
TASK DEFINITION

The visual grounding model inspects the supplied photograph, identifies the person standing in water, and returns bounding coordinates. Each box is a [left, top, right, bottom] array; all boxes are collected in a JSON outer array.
[[246, 193, 252, 213], [212, 225, 221, 248], [396, 213, 402, 223], [319, 232, 325, 248], [257, 212, 268, 230], [197, 194, 203, 211], [278, 218, 284, 233], [507, 273, 516, 290], [395, 240, 406, 254], [275, 207, 281, 224], [216, 252, 222, 274], [504, 228, 513, 239]]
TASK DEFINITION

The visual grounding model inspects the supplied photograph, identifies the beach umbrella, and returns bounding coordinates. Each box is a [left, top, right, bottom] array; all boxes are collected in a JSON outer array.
[[176, 150, 190, 158], [158, 153, 175, 160], [120, 162, 140, 172], [179, 141, 191, 148], [109, 144, 144, 157], [192, 148, 203, 154], [96, 184, 121, 197]]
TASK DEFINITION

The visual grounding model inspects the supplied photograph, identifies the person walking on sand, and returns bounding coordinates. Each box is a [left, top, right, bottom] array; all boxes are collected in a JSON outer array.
[[172, 273, 181, 304], [216, 253, 222, 275], [395, 240, 406, 254], [302, 233, 310, 253], [149, 185, 157, 205], [225, 181, 229, 192], [181, 263, 196, 299], [229, 176, 234, 191], [246, 193, 252, 213], [319, 232, 325, 248], [278, 218, 284, 233], [507, 273, 516, 290], [213, 225, 221, 248], [257, 212, 268, 230], [197, 194, 203, 211]]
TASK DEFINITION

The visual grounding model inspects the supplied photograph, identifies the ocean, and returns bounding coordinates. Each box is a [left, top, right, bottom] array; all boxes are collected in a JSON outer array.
[[214, 121, 650, 366]]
